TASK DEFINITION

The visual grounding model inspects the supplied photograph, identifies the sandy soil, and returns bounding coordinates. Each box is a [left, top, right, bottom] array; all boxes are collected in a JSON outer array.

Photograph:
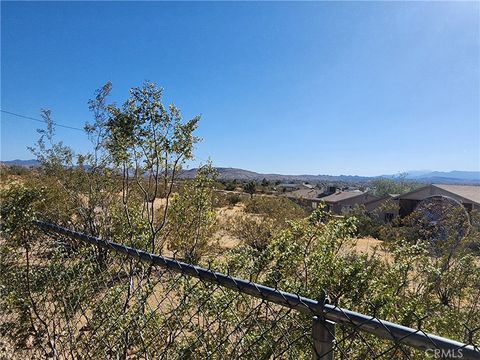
[[353, 237, 392, 262], [215, 204, 244, 249]]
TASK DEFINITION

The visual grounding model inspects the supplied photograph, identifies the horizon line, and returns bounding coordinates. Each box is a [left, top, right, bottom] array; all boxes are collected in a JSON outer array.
[[2, 158, 480, 179]]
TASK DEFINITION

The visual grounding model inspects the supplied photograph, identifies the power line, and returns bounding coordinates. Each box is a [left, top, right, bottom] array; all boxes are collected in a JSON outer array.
[[0, 109, 85, 132]]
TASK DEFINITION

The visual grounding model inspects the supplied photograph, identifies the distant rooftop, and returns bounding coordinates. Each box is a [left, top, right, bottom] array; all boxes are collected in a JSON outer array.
[[320, 190, 366, 203], [432, 184, 480, 205], [286, 188, 324, 200], [393, 184, 480, 205], [278, 183, 300, 188]]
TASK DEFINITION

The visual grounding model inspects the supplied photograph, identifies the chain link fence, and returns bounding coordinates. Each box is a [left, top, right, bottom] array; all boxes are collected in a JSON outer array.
[[1, 220, 478, 359]]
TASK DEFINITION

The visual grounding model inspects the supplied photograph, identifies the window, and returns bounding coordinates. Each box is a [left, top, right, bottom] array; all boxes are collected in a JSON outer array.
[[341, 205, 353, 213], [384, 213, 394, 222]]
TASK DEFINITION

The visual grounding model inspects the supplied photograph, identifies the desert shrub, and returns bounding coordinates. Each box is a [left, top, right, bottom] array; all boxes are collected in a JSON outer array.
[[0, 184, 43, 235], [0, 165, 31, 179], [244, 196, 306, 222], [226, 193, 241, 206], [368, 177, 422, 197], [228, 215, 274, 250], [3, 181, 479, 358], [213, 192, 242, 208], [227, 196, 306, 250], [166, 165, 217, 264], [224, 181, 236, 191], [343, 200, 403, 240], [0, 81, 214, 357], [343, 205, 375, 237]]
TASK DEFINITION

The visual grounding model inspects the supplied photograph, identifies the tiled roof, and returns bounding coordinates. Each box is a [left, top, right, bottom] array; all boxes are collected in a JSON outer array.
[[433, 184, 480, 205]]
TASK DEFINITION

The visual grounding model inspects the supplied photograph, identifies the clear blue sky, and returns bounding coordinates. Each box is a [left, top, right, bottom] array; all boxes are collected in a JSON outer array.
[[1, 1, 479, 176]]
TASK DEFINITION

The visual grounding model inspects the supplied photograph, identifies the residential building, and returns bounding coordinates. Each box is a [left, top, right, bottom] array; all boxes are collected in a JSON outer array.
[[394, 184, 480, 217], [277, 183, 309, 192], [364, 194, 399, 222], [320, 190, 379, 214], [284, 188, 325, 209]]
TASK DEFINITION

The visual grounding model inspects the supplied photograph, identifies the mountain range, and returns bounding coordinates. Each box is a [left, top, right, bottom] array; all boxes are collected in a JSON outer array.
[[2, 159, 479, 185]]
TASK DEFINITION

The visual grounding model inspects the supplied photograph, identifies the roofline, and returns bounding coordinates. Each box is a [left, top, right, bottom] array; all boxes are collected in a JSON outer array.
[[431, 184, 480, 205], [394, 184, 480, 206], [392, 185, 431, 200], [320, 192, 368, 204]]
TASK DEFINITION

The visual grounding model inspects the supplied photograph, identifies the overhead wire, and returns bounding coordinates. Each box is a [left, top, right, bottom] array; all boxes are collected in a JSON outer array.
[[1, 109, 211, 165], [0, 109, 85, 132]]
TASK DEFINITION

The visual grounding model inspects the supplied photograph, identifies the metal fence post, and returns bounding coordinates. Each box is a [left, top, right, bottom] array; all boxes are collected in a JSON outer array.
[[313, 316, 336, 360], [313, 292, 336, 360]]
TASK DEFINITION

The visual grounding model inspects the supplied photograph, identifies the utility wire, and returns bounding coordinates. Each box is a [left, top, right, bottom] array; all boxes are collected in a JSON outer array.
[[0, 109, 85, 132]]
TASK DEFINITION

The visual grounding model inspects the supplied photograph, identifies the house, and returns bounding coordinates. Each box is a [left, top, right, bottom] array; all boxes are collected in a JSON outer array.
[[284, 188, 325, 209], [277, 183, 309, 192], [320, 190, 379, 214], [364, 194, 399, 222], [395, 184, 480, 217]]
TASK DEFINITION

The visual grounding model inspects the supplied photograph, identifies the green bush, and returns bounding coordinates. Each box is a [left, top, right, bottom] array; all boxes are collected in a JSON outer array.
[[244, 196, 306, 222], [228, 215, 274, 250], [213, 192, 242, 208]]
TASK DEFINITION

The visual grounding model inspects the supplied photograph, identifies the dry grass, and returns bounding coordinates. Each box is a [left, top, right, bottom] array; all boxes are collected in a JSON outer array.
[[354, 237, 392, 263]]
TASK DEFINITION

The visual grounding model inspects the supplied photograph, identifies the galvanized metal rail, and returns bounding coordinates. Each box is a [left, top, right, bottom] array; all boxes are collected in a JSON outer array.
[[34, 220, 479, 360]]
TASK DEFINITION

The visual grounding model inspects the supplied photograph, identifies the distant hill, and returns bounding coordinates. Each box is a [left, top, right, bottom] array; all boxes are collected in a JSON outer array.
[[2, 159, 479, 185], [180, 168, 480, 184], [179, 167, 263, 181], [1, 159, 41, 167], [178, 167, 372, 183], [416, 171, 480, 181]]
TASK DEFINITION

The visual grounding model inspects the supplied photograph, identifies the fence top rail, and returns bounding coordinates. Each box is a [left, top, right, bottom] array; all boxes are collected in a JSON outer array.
[[34, 220, 479, 360]]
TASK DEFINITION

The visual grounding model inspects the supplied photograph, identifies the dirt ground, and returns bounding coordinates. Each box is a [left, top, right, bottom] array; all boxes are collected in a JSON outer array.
[[353, 237, 392, 262], [215, 204, 244, 249]]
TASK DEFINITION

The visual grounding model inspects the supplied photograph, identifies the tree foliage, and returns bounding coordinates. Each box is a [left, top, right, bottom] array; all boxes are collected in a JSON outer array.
[[368, 176, 421, 198]]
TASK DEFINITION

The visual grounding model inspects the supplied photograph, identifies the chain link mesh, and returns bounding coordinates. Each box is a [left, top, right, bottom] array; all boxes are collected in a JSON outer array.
[[1, 222, 478, 359]]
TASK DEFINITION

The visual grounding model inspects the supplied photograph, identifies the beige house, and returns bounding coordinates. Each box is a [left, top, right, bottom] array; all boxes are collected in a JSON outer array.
[[284, 188, 325, 209], [395, 184, 480, 217], [320, 191, 379, 214]]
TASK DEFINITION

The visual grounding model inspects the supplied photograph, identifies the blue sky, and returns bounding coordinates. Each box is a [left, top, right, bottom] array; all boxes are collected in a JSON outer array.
[[1, 1, 479, 176]]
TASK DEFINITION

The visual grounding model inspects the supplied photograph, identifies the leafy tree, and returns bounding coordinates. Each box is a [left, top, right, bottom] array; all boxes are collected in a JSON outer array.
[[368, 175, 421, 198], [243, 181, 256, 198], [224, 181, 236, 191], [95, 81, 201, 253]]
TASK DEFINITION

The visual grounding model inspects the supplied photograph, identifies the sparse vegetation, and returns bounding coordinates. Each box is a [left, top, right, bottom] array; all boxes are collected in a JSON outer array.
[[0, 82, 478, 358]]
